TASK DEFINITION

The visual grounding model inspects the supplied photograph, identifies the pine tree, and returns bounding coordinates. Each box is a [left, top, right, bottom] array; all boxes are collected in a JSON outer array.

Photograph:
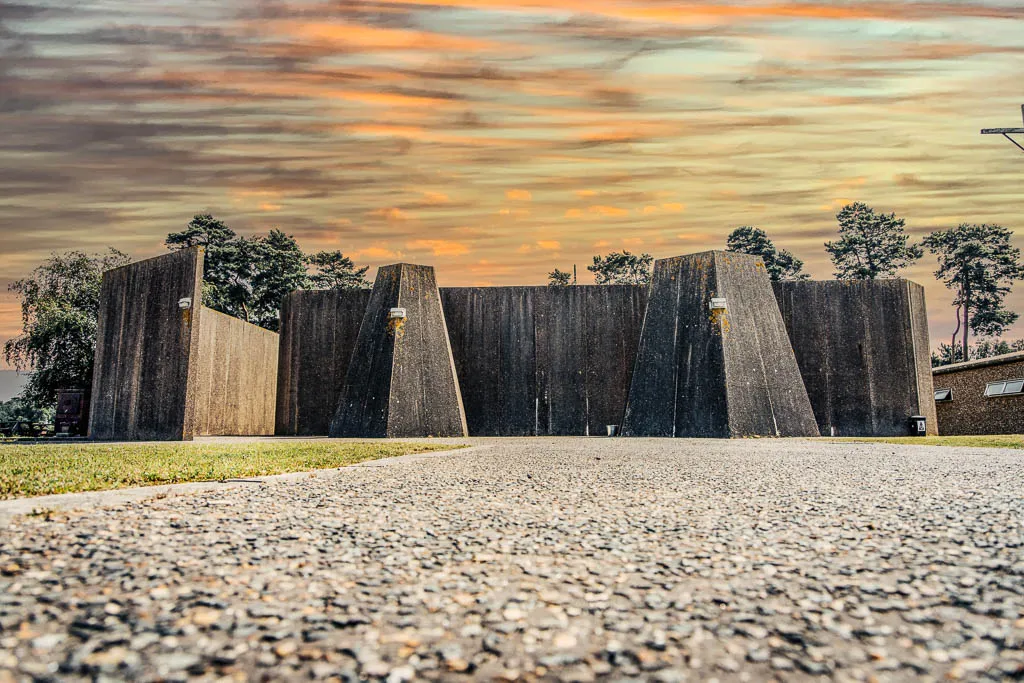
[[725, 226, 808, 281], [825, 202, 922, 279], [923, 223, 1023, 361]]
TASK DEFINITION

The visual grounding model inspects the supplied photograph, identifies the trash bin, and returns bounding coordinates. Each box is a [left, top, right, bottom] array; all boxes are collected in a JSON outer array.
[[606, 425, 620, 437], [908, 415, 927, 436]]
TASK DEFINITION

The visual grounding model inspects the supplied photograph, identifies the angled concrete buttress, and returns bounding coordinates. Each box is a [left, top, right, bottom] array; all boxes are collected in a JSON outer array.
[[329, 263, 468, 438], [623, 250, 819, 438]]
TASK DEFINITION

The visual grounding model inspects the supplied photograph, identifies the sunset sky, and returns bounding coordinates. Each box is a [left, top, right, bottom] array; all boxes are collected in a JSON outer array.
[[2, 0, 1023, 367]]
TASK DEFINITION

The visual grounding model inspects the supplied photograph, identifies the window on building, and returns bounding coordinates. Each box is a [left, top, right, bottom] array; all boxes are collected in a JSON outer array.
[[934, 388, 952, 402], [984, 379, 1024, 397]]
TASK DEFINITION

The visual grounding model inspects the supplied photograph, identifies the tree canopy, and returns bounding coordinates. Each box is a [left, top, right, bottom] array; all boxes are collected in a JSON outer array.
[[3, 249, 130, 408], [547, 268, 574, 287], [825, 202, 922, 279], [931, 338, 1024, 367], [725, 226, 808, 281], [923, 223, 1023, 361], [166, 214, 368, 331], [587, 251, 654, 285]]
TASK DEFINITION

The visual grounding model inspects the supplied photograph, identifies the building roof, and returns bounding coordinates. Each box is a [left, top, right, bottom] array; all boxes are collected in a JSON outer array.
[[932, 350, 1024, 376]]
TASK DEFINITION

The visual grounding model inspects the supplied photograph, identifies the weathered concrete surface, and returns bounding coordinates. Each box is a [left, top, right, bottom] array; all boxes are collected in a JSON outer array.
[[330, 264, 467, 438], [774, 279, 938, 437], [193, 307, 279, 436], [89, 248, 204, 441], [624, 251, 818, 438], [933, 351, 1024, 435], [275, 290, 370, 436], [4, 437, 1023, 681], [441, 286, 647, 436]]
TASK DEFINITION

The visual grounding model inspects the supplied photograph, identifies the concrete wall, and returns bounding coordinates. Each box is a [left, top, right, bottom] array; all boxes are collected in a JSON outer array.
[[773, 279, 937, 437], [89, 248, 204, 441], [275, 289, 370, 436], [193, 307, 279, 436], [932, 352, 1024, 435], [624, 251, 818, 438], [441, 286, 648, 436], [331, 264, 467, 438]]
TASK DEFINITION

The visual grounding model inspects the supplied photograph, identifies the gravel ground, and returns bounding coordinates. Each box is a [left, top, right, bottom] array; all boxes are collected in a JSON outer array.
[[1, 437, 1023, 682]]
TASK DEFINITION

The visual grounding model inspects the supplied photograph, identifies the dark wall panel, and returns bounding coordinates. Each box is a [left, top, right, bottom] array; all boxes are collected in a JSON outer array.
[[441, 287, 537, 436], [89, 248, 203, 441], [773, 279, 937, 437], [275, 290, 370, 436], [441, 285, 647, 436]]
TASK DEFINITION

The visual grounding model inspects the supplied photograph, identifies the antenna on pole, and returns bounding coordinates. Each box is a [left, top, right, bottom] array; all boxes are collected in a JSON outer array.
[[980, 104, 1024, 153]]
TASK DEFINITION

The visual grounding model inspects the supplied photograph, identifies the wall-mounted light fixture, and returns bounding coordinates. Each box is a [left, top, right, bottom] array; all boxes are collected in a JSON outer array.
[[708, 297, 727, 312], [178, 297, 193, 310], [389, 307, 407, 320]]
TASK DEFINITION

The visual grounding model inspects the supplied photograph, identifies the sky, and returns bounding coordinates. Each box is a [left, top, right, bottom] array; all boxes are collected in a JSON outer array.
[[1, 0, 1023, 368]]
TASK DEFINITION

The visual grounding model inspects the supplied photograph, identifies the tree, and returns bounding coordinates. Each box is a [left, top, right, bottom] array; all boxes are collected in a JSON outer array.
[[588, 251, 653, 285], [931, 342, 964, 367], [923, 223, 1023, 361], [3, 249, 130, 408], [725, 226, 808, 281], [247, 230, 310, 331], [931, 338, 1024, 367], [165, 213, 254, 317], [825, 202, 922, 279], [307, 250, 370, 290], [547, 268, 574, 287], [0, 396, 49, 424], [166, 215, 368, 331]]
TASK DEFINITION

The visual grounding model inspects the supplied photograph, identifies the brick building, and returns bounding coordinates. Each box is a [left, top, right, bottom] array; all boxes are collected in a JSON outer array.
[[932, 351, 1024, 435]]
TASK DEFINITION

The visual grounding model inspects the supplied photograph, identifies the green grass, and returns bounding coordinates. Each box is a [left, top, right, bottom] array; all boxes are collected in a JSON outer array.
[[828, 435, 1024, 449], [0, 441, 461, 499]]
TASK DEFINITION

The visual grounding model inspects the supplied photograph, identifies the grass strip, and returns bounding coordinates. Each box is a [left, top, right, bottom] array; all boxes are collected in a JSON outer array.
[[0, 441, 460, 499], [827, 435, 1023, 449]]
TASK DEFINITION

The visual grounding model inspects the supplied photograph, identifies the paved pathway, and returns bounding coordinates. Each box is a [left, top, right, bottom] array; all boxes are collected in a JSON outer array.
[[1, 438, 1022, 681]]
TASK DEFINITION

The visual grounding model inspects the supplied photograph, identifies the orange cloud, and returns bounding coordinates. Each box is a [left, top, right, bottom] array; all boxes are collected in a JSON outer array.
[[259, 202, 282, 212], [661, 203, 685, 213], [536, 240, 561, 250], [506, 189, 532, 201], [369, 207, 410, 222], [282, 21, 497, 53], [407, 239, 470, 256], [422, 191, 450, 204], [590, 205, 630, 217], [354, 244, 403, 260]]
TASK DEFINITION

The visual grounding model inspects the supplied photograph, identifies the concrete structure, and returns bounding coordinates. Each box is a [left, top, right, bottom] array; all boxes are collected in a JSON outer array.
[[90, 248, 205, 440], [330, 264, 467, 438], [773, 280, 937, 436], [932, 351, 1024, 435], [441, 286, 647, 436], [193, 307, 279, 436], [90, 248, 279, 440], [623, 251, 819, 438], [275, 289, 370, 436], [93, 250, 939, 442]]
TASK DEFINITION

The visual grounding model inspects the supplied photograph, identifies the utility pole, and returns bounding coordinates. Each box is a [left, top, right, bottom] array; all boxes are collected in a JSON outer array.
[[980, 104, 1024, 153]]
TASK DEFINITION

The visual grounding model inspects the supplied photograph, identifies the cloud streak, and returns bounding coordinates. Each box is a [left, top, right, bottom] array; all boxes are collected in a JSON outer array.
[[1, 0, 1023, 364]]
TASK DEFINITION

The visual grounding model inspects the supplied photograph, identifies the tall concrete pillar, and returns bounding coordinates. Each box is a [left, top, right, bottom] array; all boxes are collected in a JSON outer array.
[[623, 251, 819, 438], [329, 263, 468, 438]]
